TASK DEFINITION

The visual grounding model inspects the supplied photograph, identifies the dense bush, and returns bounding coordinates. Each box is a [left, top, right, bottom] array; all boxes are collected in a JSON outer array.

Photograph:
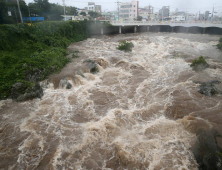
[[117, 41, 134, 52], [190, 56, 209, 71], [217, 42, 222, 50], [0, 21, 88, 99], [217, 38, 222, 50]]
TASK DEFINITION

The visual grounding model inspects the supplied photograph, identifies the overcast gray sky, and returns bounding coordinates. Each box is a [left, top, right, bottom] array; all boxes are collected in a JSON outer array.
[[25, 0, 222, 15]]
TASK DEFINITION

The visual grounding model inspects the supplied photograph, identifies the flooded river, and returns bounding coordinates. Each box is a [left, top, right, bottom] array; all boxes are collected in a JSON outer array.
[[1, 33, 222, 170]]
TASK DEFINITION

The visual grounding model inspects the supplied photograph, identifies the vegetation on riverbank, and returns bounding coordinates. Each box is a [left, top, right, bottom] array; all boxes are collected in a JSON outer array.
[[217, 38, 222, 50], [0, 21, 88, 100], [190, 56, 209, 71], [117, 41, 134, 52]]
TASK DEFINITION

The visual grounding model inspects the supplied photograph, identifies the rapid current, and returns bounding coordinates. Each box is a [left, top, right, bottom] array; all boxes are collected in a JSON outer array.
[[1, 33, 222, 170]]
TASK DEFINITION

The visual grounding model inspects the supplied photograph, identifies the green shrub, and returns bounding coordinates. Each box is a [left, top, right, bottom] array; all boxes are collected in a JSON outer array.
[[0, 21, 88, 100], [217, 38, 222, 50], [117, 41, 134, 52], [217, 43, 222, 50], [190, 56, 209, 71]]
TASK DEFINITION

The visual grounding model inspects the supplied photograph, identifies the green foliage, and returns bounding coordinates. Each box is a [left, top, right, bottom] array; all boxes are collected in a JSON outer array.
[[190, 56, 209, 71], [0, 21, 88, 99], [136, 16, 143, 21], [217, 38, 222, 51], [117, 41, 134, 52], [217, 43, 222, 50], [0, 0, 79, 24], [80, 11, 86, 16], [88, 11, 101, 19]]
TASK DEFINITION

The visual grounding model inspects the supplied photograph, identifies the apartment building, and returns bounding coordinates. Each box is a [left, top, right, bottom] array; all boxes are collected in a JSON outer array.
[[119, 0, 139, 21], [86, 2, 102, 13], [139, 5, 153, 21]]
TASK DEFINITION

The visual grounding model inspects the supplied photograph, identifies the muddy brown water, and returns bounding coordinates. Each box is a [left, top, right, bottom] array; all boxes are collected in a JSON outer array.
[[0, 33, 222, 170]]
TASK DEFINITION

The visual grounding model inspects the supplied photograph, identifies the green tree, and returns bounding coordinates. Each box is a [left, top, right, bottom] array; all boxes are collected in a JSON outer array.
[[48, 3, 63, 20], [80, 11, 86, 16], [136, 16, 143, 21], [70, 6, 78, 16], [0, 0, 8, 24], [88, 11, 101, 19], [0, 0, 28, 24]]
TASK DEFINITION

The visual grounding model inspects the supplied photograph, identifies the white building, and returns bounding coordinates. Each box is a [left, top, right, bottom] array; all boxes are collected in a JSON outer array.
[[119, 0, 139, 21], [61, 15, 90, 21], [139, 6, 153, 21], [86, 2, 101, 13], [171, 15, 186, 21]]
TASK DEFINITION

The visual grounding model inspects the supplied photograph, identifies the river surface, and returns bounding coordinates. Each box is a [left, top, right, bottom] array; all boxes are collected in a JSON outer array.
[[0, 33, 222, 170]]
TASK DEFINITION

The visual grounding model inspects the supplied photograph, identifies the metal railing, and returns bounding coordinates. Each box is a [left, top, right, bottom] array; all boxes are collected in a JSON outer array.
[[110, 20, 222, 28]]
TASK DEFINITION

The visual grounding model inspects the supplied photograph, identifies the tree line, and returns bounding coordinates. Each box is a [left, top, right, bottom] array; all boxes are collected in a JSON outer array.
[[0, 0, 85, 24]]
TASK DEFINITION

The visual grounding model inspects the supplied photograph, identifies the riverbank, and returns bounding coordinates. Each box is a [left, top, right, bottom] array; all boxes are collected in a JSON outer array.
[[0, 21, 88, 100]]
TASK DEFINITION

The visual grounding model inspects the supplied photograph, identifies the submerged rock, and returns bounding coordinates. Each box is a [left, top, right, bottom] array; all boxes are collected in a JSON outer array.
[[83, 59, 99, 74], [11, 82, 43, 102], [59, 78, 73, 89], [198, 80, 221, 97], [191, 129, 222, 170]]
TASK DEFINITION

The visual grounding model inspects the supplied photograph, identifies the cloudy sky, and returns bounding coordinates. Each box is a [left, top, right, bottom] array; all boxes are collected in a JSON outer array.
[[25, 0, 222, 15]]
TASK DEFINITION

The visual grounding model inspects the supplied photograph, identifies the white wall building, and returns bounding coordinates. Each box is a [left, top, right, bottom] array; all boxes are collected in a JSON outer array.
[[86, 2, 102, 13], [119, 0, 139, 21]]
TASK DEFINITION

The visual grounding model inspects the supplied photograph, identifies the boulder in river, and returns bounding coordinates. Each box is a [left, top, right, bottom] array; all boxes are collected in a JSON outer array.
[[191, 129, 222, 170], [11, 82, 43, 101], [198, 80, 221, 97]]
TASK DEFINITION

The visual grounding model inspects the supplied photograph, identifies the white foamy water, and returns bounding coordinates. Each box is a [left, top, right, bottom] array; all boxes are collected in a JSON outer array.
[[1, 33, 222, 170]]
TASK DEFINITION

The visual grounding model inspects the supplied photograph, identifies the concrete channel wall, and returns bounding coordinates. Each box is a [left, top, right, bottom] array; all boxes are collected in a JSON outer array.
[[89, 25, 222, 35]]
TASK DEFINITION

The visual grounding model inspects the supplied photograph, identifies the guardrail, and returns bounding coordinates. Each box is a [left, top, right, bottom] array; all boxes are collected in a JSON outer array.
[[110, 20, 222, 28]]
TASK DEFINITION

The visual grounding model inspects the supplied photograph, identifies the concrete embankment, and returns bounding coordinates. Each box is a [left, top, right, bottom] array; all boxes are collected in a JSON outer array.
[[90, 25, 222, 35]]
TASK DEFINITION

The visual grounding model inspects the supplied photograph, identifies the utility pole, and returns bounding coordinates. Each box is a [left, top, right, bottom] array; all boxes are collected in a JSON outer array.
[[14, 6, 18, 24], [16, 0, 23, 23], [62, 0, 66, 21], [212, 3, 216, 20], [162, 8, 163, 22], [28, 4, 32, 24], [115, 0, 121, 21]]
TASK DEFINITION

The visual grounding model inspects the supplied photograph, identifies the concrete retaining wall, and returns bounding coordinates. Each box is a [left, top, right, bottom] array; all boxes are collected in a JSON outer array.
[[89, 25, 222, 35]]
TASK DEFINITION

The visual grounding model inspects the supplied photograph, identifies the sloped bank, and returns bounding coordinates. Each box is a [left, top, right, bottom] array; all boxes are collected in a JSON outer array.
[[0, 21, 88, 101]]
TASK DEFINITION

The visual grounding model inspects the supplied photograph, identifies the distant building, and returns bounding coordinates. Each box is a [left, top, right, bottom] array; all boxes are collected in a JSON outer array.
[[205, 11, 210, 20], [159, 6, 170, 20], [139, 8, 149, 21], [150, 13, 159, 21], [186, 13, 195, 21], [61, 15, 90, 21], [144, 5, 154, 15], [139, 6, 153, 21], [101, 11, 112, 21], [199, 14, 205, 20], [119, 0, 139, 21], [95, 5, 102, 13], [171, 15, 186, 21], [86, 2, 102, 13]]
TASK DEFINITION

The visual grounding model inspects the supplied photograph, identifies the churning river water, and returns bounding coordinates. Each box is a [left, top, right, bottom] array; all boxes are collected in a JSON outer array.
[[1, 33, 222, 170]]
